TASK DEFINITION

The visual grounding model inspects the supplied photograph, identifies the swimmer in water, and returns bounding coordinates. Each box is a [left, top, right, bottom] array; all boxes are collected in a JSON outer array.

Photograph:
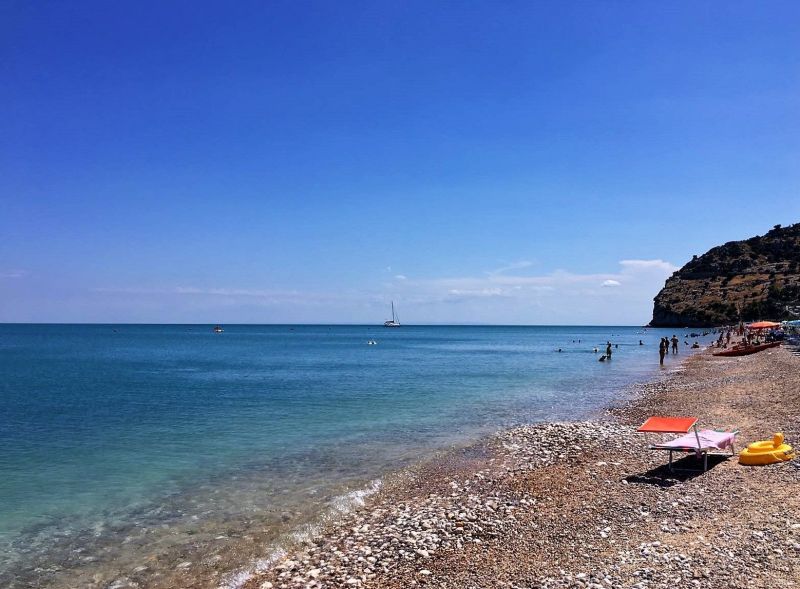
[[599, 355, 607, 362]]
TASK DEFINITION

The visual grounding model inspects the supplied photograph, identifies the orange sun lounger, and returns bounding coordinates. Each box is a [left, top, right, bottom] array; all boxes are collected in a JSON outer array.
[[638, 416, 699, 434], [638, 416, 738, 472]]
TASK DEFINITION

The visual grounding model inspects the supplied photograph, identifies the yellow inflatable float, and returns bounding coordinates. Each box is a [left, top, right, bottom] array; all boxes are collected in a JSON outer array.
[[739, 433, 795, 466]]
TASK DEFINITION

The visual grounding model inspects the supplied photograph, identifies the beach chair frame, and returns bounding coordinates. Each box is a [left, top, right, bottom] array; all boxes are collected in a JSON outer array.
[[637, 417, 737, 472], [655, 432, 737, 472]]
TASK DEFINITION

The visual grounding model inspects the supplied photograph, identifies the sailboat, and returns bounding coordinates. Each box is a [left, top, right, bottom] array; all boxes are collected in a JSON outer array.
[[383, 302, 401, 327]]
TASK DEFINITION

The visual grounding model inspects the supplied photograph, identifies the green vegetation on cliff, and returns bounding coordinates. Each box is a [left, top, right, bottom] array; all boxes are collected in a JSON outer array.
[[650, 223, 800, 327]]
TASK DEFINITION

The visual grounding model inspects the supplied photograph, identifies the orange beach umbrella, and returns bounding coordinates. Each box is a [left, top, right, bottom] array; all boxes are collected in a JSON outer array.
[[747, 321, 781, 330]]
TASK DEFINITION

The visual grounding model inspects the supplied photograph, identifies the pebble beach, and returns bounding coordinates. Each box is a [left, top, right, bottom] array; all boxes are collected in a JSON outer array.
[[238, 346, 800, 589]]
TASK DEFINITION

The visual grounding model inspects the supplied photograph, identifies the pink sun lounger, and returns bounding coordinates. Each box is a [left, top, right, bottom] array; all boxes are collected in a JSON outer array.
[[638, 416, 738, 472]]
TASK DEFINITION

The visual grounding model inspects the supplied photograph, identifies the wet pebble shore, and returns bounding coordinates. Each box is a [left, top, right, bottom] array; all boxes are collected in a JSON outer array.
[[242, 348, 800, 589]]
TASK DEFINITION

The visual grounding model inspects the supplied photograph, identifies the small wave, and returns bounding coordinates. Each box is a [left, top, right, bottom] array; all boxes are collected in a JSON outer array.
[[330, 479, 382, 513], [219, 548, 287, 589], [219, 478, 382, 589]]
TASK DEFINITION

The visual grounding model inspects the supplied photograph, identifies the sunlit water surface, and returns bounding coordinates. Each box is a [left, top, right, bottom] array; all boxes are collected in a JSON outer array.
[[0, 324, 706, 587]]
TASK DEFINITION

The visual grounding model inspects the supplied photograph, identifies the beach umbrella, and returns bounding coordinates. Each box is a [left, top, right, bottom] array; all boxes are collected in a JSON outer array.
[[747, 321, 781, 330]]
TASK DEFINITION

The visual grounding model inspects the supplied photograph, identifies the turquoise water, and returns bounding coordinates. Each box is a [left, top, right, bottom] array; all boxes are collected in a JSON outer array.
[[0, 324, 700, 587]]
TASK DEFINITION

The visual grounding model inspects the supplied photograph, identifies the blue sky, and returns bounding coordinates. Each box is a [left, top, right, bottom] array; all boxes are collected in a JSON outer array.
[[2, 1, 799, 324]]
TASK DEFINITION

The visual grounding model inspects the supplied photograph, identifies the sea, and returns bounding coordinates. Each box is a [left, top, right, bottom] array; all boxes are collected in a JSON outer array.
[[0, 324, 707, 588]]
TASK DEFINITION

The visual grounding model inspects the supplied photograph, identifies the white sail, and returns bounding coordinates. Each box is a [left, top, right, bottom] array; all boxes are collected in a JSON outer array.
[[384, 301, 400, 327]]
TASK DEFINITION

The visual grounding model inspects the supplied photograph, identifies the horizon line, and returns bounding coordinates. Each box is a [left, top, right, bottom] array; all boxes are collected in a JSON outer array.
[[0, 322, 655, 327]]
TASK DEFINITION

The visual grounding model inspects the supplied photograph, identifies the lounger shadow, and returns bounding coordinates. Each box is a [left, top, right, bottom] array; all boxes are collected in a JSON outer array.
[[624, 454, 731, 486]]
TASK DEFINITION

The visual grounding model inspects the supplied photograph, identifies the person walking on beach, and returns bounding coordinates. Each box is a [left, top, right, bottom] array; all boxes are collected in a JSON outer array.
[[606, 341, 612, 359], [671, 335, 679, 354], [659, 339, 666, 365]]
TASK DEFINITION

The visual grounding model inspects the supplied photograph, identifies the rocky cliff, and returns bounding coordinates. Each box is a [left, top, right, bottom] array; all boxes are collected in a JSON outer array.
[[650, 223, 800, 327]]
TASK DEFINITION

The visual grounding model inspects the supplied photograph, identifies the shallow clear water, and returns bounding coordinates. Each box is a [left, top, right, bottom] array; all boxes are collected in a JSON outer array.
[[0, 324, 702, 587]]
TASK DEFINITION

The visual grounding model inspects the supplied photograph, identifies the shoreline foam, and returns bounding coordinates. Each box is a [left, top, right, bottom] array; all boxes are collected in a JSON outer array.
[[221, 480, 384, 589]]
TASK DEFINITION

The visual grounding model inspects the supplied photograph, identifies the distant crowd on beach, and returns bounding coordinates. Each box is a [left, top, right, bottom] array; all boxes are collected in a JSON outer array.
[[711, 322, 785, 350], [715, 323, 783, 347]]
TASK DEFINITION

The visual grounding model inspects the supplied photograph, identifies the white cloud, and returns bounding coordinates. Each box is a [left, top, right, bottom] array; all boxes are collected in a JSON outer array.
[[88, 258, 678, 324], [0, 270, 26, 279], [376, 258, 678, 323], [619, 259, 679, 273], [447, 287, 507, 299], [488, 260, 534, 275], [92, 285, 350, 306]]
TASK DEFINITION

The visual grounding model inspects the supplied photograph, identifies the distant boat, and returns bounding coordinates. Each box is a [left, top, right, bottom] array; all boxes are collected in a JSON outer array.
[[213, 325, 224, 333], [383, 302, 401, 327]]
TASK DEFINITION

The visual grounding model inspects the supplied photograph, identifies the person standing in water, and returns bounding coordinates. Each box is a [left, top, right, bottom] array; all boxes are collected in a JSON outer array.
[[659, 339, 666, 365], [606, 341, 612, 359], [671, 335, 679, 354]]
